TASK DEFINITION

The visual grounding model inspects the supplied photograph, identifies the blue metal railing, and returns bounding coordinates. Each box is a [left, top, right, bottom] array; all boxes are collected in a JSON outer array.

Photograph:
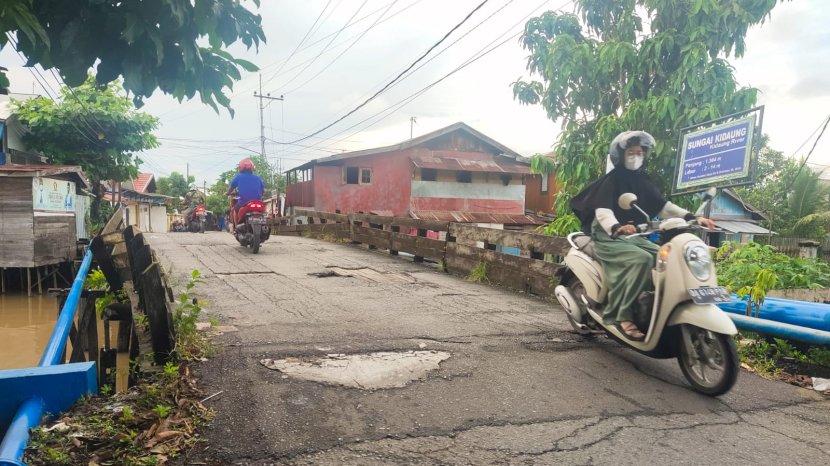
[[0, 249, 95, 466]]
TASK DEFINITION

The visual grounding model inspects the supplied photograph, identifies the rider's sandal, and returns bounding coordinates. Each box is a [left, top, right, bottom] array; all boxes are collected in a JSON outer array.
[[616, 322, 645, 341]]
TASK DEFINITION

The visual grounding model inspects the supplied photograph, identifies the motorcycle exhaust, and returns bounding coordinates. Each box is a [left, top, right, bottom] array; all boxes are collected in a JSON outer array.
[[554, 285, 589, 330]]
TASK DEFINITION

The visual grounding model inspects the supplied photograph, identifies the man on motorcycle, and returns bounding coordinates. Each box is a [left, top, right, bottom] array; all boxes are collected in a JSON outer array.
[[570, 131, 715, 340], [226, 158, 265, 227]]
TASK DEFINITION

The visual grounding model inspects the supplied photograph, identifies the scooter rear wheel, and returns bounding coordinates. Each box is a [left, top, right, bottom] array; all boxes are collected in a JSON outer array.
[[677, 324, 738, 396]]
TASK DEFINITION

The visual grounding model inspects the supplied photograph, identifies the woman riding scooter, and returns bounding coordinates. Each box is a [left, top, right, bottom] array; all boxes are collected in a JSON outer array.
[[570, 131, 716, 340]]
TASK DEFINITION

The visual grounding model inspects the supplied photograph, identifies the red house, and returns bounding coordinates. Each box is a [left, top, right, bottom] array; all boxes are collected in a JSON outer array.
[[285, 122, 541, 225]]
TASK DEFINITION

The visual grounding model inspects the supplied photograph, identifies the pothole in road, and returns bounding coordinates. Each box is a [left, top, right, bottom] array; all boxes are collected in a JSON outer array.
[[260, 350, 451, 389]]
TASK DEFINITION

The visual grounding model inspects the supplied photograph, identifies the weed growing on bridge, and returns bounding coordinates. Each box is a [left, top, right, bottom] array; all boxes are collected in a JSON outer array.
[[172, 269, 214, 361], [25, 268, 217, 465], [25, 361, 213, 465], [738, 332, 830, 390], [468, 262, 489, 283]]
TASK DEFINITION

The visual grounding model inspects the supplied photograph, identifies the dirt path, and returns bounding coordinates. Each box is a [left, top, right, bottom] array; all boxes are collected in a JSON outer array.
[[148, 232, 829, 465]]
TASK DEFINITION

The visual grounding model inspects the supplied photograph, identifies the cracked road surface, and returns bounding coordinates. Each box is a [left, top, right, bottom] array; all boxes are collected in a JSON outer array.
[[147, 232, 829, 465]]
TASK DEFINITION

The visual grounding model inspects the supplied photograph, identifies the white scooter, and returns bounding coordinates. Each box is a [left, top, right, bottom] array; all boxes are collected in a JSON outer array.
[[554, 191, 739, 396]]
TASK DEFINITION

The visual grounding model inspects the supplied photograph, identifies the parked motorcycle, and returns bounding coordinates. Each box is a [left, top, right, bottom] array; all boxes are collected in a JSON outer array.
[[188, 204, 208, 233], [554, 190, 739, 396], [233, 199, 270, 253]]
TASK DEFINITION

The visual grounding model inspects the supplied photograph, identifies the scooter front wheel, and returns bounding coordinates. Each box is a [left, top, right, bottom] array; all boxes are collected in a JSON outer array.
[[677, 324, 738, 396]]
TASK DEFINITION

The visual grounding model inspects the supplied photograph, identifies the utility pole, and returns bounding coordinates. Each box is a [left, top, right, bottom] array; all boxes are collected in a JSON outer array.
[[410, 116, 417, 139], [186, 163, 190, 185], [254, 73, 284, 160]]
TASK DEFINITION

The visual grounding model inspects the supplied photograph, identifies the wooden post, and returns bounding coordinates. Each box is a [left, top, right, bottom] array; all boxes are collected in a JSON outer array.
[[1, 268, 5, 293], [83, 295, 99, 368], [36, 266, 42, 294], [27, 268, 32, 297], [389, 225, 400, 256], [414, 228, 427, 263], [52, 265, 58, 289]]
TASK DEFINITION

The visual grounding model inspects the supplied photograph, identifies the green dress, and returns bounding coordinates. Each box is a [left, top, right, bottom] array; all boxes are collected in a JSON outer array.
[[591, 220, 659, 325]]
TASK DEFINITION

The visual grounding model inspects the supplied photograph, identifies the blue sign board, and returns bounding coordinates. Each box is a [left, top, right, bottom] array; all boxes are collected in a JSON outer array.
[[676, 116, 755, 192]]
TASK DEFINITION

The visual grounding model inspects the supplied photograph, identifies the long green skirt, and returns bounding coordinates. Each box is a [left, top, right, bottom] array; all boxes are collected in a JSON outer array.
[[591, 221, 659, 325]]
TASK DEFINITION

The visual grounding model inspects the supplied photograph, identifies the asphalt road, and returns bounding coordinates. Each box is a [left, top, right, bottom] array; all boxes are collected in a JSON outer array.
[[147, 231, 829, 465]]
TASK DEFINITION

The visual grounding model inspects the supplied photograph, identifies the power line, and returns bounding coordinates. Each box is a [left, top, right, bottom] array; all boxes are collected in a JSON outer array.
[[159, 0, 426, 122], [268, 0, 334, 82], [6, 39, 106, 149], [304, 0, 517, 135], [279, 0, 562, 159], [274, 0, 369, 94], [783, 114, 830, 195], [280, 0, 491, 145], [281, 0, 399, 95]]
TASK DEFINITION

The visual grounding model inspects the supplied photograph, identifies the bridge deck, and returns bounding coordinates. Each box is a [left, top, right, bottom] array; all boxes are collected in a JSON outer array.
[[147, 232, 829, 464]]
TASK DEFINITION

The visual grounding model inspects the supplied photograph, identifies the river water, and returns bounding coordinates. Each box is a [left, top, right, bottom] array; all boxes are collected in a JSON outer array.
[[0, 292, 129, 391], [0, 293, 58, 369]]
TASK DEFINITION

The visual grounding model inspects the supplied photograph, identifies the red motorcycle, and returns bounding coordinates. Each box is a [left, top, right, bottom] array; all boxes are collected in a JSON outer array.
[[188, 204, 208, 233], [233, 199, 270, 253]]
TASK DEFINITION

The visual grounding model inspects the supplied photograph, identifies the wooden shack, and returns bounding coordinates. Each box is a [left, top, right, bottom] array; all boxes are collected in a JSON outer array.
[[0, 165, 90, 269]]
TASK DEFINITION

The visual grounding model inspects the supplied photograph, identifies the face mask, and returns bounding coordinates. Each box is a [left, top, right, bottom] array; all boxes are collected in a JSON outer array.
[[624, 154, 643, 170]]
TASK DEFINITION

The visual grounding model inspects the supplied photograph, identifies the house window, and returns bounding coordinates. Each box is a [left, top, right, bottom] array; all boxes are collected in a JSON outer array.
[[345, 167, 360, 184], [360, 168, 372, 184], [540, 173, 549, 193], [421, 168, 437, 181], [500, 174, 511, 186], [456, 170, 472, 183]]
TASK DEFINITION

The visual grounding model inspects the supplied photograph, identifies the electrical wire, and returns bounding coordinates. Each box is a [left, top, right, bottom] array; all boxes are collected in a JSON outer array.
[[159, 0, 426, 122], [278, 0, 564, 160], [281, 0, 491, 145], [301, 0, 517, 137], [281, 0, 399, 95], [268, 0, 334, 82], [782, 114, 830, 195], [274, 0, 369, 94]]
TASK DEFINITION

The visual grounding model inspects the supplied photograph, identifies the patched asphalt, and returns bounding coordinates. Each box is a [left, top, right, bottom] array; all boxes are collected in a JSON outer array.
[[147, 232, 829, 465]]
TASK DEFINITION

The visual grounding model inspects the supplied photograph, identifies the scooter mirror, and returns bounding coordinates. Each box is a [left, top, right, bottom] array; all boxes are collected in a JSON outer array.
[[618, 193, 638, 210], [702, 187, 717, 201]]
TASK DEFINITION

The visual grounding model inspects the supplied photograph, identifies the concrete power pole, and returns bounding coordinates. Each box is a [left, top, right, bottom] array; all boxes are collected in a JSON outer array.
[[410, 116, 417, 139], [254, 74, 284, 160]]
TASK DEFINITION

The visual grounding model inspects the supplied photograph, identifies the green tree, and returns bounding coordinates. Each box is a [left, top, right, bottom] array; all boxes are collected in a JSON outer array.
[[12, 77, 158, 223], [156, 171, 195, 200], [1, 0, 264, 112], [513, 0, 778, 215]]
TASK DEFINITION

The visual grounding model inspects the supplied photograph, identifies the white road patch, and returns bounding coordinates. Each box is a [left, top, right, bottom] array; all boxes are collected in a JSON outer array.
[[260, 351, 451, 389]]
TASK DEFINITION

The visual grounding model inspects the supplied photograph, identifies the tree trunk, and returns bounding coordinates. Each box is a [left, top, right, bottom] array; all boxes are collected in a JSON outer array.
[[91, 180, 102, 228]]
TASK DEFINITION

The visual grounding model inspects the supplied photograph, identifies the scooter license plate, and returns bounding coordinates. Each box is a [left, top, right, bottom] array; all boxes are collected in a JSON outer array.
[[688, 286, 731, 304]]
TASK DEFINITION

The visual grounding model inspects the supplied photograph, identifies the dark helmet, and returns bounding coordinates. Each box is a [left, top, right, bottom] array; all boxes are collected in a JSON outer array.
[[608, 131, 655, 168]]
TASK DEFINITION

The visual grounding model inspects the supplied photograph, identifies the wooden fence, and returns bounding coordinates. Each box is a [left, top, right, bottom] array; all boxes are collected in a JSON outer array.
[[271, 210, 570, 297], [755, 236, 830, 261]]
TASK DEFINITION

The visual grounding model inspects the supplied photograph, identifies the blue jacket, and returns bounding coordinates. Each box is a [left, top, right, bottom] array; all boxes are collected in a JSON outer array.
[[230, 172, 265, 205]]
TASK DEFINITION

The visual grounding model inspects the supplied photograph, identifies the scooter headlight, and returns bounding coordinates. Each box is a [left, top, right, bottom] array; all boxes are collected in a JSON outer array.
[[684, 242, 712, 281]]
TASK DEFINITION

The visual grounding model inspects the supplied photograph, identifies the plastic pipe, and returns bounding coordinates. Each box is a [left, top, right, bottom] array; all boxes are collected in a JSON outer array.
[[1, 249, 93, 465], [719, 296, 830, 332], [728, 313, 830, 346], [38, 249, 94, 367], [0, 398, 44, 466]]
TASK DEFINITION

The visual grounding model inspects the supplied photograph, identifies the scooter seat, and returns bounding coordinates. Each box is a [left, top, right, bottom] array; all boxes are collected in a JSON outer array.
[[572, 234, 599, 260]]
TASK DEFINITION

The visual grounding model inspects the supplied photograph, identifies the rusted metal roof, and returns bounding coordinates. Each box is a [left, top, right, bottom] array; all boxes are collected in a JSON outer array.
[[289, 122, 526, 172], [129, 173, 155, 193], [411, 155, 531, 174], [410, 210, 545, 225], [0, 164, 90, 189]]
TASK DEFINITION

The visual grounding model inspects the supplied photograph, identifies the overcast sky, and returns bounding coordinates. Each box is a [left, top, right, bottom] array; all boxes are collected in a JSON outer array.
[[2, 0, 829, 187]]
